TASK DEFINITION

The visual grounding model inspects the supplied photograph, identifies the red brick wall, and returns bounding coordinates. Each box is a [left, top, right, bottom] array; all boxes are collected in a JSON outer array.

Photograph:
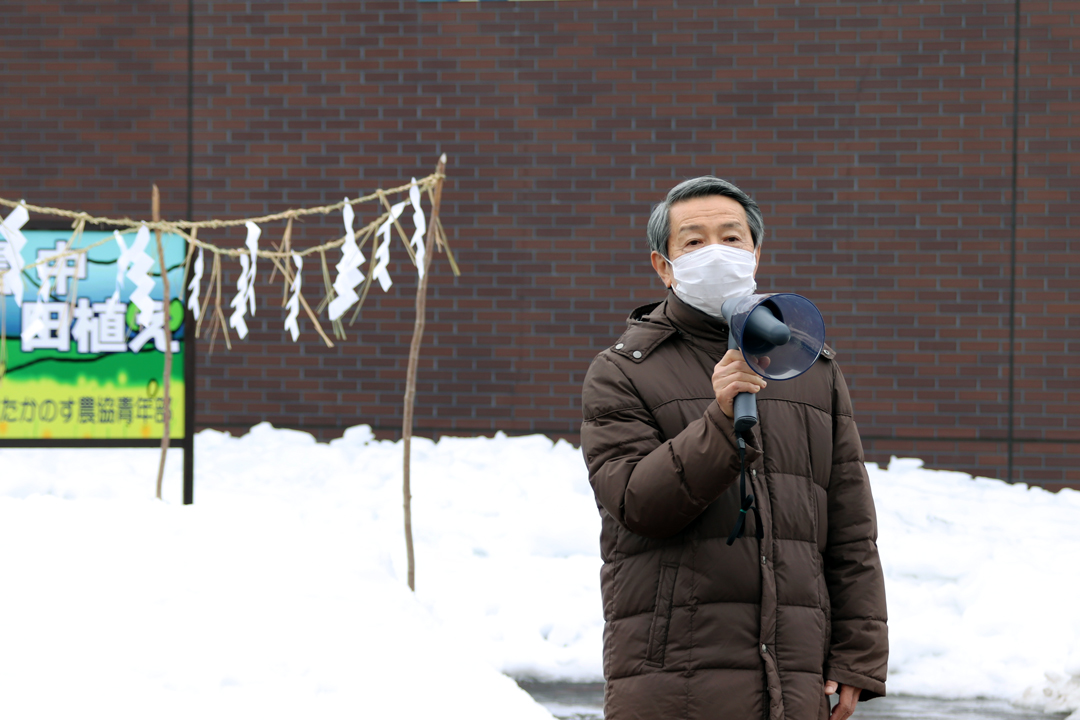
[[0, 1, 189, 217], [3, 1, 1077, 487]]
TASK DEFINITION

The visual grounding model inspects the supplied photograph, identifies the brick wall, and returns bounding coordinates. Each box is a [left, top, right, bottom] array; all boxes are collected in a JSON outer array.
[[2, 1, 1077, 487], [0, 1, 190, 218]]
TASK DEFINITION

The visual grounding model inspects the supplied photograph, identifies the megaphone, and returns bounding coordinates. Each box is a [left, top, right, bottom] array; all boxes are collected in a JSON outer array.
[[720, 293, 826, 435]]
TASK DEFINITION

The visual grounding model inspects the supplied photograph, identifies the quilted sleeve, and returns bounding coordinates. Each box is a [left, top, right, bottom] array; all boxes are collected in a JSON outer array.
[[580, 352, 759, 539]]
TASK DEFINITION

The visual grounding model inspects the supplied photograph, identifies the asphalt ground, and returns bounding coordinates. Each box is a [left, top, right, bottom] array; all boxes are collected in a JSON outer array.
[[518, 682, 1065, 720]]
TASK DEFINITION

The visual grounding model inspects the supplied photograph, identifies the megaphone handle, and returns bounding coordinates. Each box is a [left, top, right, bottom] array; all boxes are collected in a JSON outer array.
[[728, 325, 759, 434], [733, 391, 758, 434]]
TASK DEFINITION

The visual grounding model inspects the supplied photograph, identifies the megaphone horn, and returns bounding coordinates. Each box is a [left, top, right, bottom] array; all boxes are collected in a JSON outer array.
[[720, 293, 826, 434]]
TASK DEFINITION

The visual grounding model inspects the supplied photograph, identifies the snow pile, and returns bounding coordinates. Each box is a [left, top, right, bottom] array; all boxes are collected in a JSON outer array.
[[2, 424, 1079, 715], [0, 426, 556, 720], [1019, 650, 1080, 718], [870, 458, 1080, 702]]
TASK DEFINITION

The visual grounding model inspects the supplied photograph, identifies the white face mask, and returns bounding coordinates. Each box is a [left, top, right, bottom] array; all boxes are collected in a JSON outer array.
[[670, 244, 757, 318]]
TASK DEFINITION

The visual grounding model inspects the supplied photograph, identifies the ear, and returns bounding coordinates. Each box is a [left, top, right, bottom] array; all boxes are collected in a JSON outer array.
[[753, 244, 762, 277], [651, 251, 674, 288]]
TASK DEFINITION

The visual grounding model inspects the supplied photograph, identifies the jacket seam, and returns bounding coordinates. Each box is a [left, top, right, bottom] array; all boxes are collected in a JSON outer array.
[[825, 663, 886, 681], [608, 600, 761, 621], [584, 404, 645, 421], [826, 537, 876, 549], [649, 395, 714, 413], [606, 663, 764, 681], [775, 600, 830, 611], [831, 614, 888, 623], [757, 396, 831, 416]]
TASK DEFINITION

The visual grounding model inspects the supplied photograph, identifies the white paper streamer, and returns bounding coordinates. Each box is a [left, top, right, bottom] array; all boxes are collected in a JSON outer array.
[[187, 248, 204, 321], [284, 253, 302, 342], [373, 199, 407, 292], [244, 222, 259, 314], [327, 199, 367, 321], [126, 225, 155, 328], [229, 253, 251, 339], [228, 221, 261, 340], [408, 178, 427, 279], [21, 276, 51, 341], [0, 203, 30, 307]]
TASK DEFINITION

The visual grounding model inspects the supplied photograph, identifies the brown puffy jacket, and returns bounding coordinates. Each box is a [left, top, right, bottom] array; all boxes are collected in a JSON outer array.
[[581, 293, 888, 720]]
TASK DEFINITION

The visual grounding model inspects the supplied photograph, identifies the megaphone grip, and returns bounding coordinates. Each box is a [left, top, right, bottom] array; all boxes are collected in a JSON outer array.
[[733, 391, 758, 434]]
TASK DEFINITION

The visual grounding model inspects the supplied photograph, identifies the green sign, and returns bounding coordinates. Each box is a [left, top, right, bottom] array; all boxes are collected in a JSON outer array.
[[1, 228, 186, 441]]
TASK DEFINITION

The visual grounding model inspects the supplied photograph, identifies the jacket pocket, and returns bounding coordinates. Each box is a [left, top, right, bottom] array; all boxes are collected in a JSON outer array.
[[644, 562, 679, 668], [814, 483, 829, 550], [819, 574, 833, 666]]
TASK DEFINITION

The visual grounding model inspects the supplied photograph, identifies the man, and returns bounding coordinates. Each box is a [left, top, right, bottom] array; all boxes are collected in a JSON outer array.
[[580, 177, 888, 720]]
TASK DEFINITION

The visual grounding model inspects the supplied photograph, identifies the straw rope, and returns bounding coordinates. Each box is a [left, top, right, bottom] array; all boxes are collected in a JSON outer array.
[[0, 171, 459, 353], [0, 175, 441, 231]]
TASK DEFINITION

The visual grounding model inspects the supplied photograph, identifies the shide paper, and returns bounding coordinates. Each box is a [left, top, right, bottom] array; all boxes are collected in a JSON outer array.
[[228, 222, 260, 340], [284, 254, 302, 342], [327, 200, 365, 321]]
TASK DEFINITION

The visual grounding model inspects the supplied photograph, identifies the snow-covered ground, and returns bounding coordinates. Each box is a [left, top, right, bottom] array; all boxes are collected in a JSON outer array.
[[1, 424, 1078, 719]]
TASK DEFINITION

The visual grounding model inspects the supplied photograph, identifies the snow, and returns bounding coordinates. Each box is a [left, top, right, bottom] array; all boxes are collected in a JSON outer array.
[[869, 459, 1080, 717], [1, 423, 1079, 718]]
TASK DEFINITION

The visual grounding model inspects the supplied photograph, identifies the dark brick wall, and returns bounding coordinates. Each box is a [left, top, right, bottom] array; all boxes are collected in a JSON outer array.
[[2, 1, 1077, 487], [0, 1, 189, 216]]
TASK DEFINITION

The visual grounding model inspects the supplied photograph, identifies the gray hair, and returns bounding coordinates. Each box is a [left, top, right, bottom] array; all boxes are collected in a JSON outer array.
[[646, 176, 765, 259]]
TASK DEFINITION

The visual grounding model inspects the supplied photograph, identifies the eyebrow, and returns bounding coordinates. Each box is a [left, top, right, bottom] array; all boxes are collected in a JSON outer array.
[[677, 221, 745, 235]]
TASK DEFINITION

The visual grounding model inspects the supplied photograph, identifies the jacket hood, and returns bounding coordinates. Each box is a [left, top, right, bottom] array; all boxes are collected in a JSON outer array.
[[621, 291, 731, 362]]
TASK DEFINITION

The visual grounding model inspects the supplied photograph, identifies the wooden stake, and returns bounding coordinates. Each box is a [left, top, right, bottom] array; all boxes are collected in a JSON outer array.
[[152, 184, 172, 501], [401, 154, 447, 593]]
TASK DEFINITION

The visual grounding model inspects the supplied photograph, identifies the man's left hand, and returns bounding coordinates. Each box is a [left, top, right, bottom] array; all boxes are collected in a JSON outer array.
[[824, 681, 862, 720]]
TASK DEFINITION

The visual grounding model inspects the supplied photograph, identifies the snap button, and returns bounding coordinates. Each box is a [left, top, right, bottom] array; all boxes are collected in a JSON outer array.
[[761, 644, 768, 655], [751, 469, 756, 477], [615, 343, 624, 350], [761, 555, 767, 565], [632, 350, 642, 359]]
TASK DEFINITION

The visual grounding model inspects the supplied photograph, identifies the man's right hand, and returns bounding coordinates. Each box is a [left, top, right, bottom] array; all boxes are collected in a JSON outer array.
[[712, 349, 767, 419]]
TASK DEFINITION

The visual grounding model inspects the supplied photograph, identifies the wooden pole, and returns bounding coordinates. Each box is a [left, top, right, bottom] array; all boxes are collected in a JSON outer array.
[[153, 184, 173, 501], [401, 154, 447, 592]]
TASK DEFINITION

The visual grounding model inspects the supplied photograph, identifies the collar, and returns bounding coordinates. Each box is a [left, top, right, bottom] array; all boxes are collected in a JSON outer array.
[[660, 290, 731, 354]]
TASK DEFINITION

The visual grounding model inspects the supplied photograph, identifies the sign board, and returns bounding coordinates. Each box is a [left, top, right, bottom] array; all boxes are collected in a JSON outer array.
[[0, 227, 194, 502]]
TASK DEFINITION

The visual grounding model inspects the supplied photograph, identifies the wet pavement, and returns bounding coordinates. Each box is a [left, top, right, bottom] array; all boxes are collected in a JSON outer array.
[[518, 682, 1066, 720]]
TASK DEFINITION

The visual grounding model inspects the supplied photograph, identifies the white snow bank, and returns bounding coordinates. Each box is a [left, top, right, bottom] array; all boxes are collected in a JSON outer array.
[[1020, 664, 1080, 720], [871, 458, 1080, 703], [2, 424, 1079, 713], [0, 427, 554, 720]]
